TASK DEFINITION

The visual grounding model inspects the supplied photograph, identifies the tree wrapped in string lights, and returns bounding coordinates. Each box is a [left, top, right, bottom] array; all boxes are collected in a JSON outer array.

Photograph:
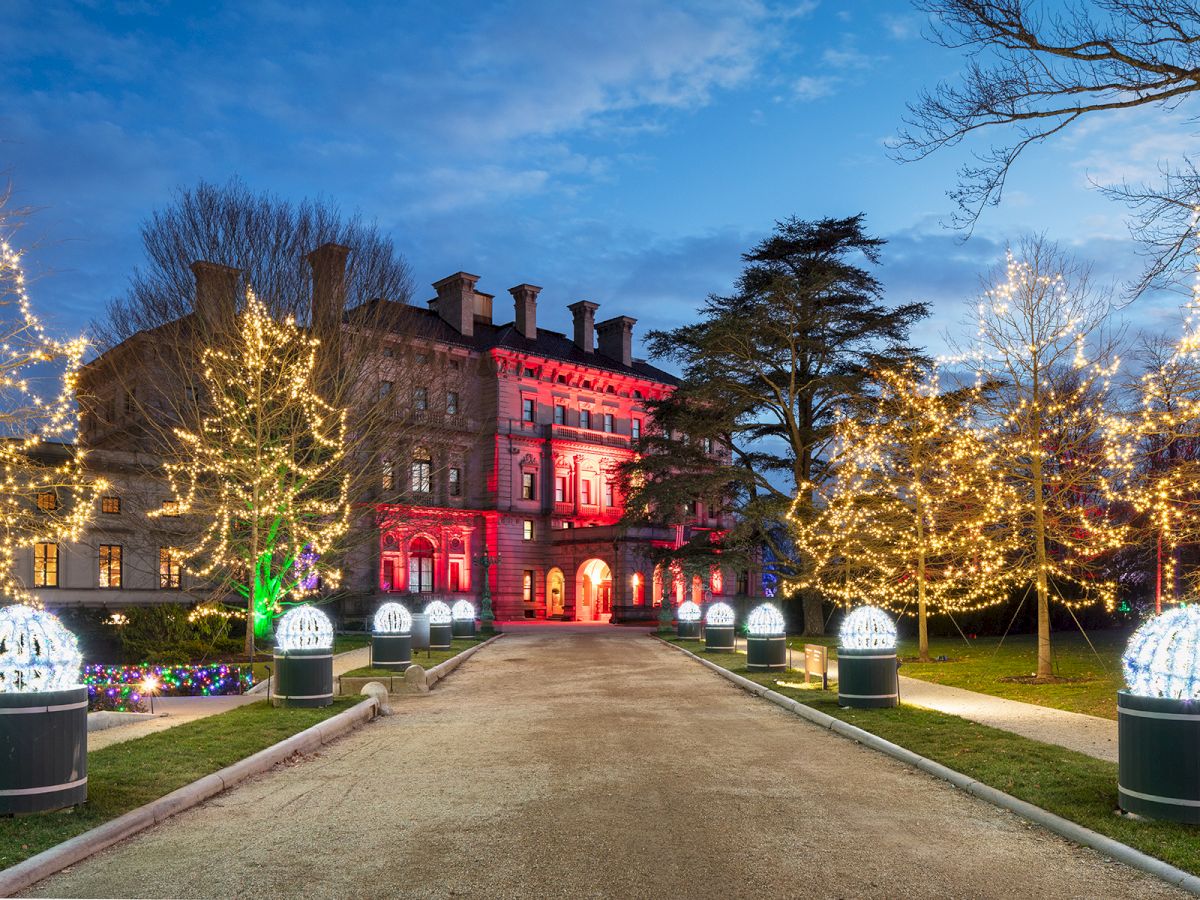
[[0, 235, 104, 604], [154, 291, 350, 656], [793, 365, 1021, 662], [957, 238, 1126, 681]]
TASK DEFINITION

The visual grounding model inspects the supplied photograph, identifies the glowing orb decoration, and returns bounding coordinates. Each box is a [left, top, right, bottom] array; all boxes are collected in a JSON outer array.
[[451, 599, 476, 622], [275, 605, 334, 652], [373, 602, 412, 635], [425, 600, 452, 625], [1123, 605, 1200, 700], [840, 606, 897, 651], [705, 602, 735, 627], [0, 604, 83, 692], [677, 600, 701, 623], [747, 603, 785, 636]]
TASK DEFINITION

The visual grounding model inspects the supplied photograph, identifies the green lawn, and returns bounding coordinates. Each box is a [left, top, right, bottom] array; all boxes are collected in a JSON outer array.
[[343, 637, 485, 677], [0, 698, 360, 871], [783, 630, 1127, 720], [666, 638, 1199, 877]]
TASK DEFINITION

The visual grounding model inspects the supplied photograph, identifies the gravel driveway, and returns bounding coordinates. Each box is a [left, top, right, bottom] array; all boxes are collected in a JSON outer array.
[[27, 628, 1185, 899]]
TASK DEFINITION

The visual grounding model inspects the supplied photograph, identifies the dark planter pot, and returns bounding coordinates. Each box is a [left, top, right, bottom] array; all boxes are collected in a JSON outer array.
[[273, 648, 333, 708], [372, 634, 412, 671], [0, 686, 88, 814], [452, 619, 476, 639], [677, 620, 700, 640], [747, 635, 787, 671], [705, 624, 735, 652], [1118, 690, 1200, 824], [837, 647, 899, 709], [429, 622, 453, 650], [410, 613, 431, 650]]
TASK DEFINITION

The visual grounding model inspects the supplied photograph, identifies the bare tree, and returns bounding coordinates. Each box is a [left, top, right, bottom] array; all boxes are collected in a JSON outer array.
[[898, 0, 1200, 290]]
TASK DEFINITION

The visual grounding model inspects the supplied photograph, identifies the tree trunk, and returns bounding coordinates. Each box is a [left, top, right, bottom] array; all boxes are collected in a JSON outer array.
[[800, 589, 824, 636], [917, 553, 929, 663], [1032, 455, 1052, 681]]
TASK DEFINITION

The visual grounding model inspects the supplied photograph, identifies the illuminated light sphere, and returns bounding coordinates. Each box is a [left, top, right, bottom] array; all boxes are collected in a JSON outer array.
[[1123, 605, 1200, 700], [451, 599, 476, 622], [275, 605, 334, 652], [840, 605, 897, 651], [747, 603, 785, 636], [0, 604, 83, 693], [373, 602, 412, 635], [705, 602, 735, 627], [677, 600, 701, 623], [425, 600, 453, 625]]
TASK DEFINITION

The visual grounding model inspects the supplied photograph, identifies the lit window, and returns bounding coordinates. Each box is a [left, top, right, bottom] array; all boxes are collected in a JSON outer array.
[[603, 413, 614, 433], [447, 391, 459, 414], [523, 520, 533, 541], [522, 472, 536, 500], [632, 418, 641, 440], [33, 543, 58, 587], [580, 409, 591, 430], [703, 437, 714, 453], [414, 387, 429, 410], [605, 481, 615, 507], [101, 496, 121, 514], [409, 537, 434, 593], [449, 467, 462, 497], [159, 547, 183, 589], [524, 367, 537, 378], [382, 460, 394, 491], [555, 476, 567, 502], [554, 404, 565, 425], [36, 492, 57, 511], [411, 449, 432, 493], [161, 499, 180, 516], [522, 397, 535, 422], [523, 570, 534, 602], [581, 480, 592, 505], [99, 545, 122, 588]]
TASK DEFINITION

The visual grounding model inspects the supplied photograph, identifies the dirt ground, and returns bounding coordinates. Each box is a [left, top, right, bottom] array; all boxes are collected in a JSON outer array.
[[27, 628, 1186, 899]]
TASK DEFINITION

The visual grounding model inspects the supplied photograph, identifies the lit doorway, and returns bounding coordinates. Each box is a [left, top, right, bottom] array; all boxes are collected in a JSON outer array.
[[547, 568, 566, 618], [575, 558, 612, 622]]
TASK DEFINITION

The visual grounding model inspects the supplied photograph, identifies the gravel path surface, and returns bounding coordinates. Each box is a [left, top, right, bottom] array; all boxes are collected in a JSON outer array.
[[29, 629, 1182, 899]]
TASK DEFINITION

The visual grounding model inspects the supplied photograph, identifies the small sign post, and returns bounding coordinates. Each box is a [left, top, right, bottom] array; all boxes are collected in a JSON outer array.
[[804, 644, 828, 690]]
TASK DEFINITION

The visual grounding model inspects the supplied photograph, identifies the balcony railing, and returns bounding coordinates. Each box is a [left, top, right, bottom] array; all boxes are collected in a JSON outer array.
[[545, 423, 630, 449]]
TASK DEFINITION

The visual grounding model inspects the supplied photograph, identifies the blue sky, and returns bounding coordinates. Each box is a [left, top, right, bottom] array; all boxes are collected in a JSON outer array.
[[1, 0, 1190, 359]]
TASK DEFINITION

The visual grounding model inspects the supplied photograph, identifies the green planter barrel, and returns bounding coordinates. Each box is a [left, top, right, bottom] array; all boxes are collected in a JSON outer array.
[[747, 635, 786, 672], [0, 686, 88, 814], [837, 647, 899, 708], [372, 634, 412, 671], [273, 648, 333, 708], [452, 619, 476, 639], [429, 622, 453, 650], [677, 620, 700, 640], [705, 624, 735, 652], [1118, 690, 1200, 823]]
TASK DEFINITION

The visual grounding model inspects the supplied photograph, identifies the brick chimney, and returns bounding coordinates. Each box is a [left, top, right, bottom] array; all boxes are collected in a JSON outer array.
[[190, 260, 239, 336], [430, 272, 480, 336], [509, 283, 541, 341], [596, 315, 636, 368], [307, 242, 350, 338], [568, 300, 599, 353]]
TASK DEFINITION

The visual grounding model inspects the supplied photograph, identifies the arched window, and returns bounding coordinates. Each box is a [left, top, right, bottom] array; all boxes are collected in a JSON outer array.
[[409, 537, 435, 593]]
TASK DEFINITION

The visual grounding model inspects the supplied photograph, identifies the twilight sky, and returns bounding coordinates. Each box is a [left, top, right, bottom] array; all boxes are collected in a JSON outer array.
[[1, 0, 1192, 360]]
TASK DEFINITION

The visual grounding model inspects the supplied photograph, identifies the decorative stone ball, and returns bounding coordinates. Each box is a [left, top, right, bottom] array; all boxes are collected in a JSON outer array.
[[747, 603, 786, 636], [425, 600, 453, 625], [677, 600, 702, 623], [373, 602, 411, 635], [451, 599, 476, 622], [705, 602, 735, 627], [275, 605, 334, 652], [0, 604, 82, 693], [1123, 605, 1200, 700], [840, 605, 897, 651]]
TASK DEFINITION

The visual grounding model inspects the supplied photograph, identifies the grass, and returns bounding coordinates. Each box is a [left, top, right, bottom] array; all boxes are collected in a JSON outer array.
[[665, 637, 1200, 877], [0, 697, 359, 871], [784, 630, 1127, 720], [342, 637, 485, 678]]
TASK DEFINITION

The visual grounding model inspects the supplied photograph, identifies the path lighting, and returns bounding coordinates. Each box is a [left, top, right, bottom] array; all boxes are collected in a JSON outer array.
[[272, 605, 334, 708], [676, 600, 702, 640], [426, 600, 453, 650], [372, 602, 413, 672], [746, 603, 787, 672], [837, 606, 899, 709], [704, 601, 736, 652], [0, 604, 88, 813], [1117, 605, 1200, 823], [451, 599, 477, 639]]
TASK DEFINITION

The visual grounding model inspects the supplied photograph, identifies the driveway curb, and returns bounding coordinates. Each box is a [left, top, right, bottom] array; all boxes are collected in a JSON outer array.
[[0, 697, 380, 898], [426, 633, 504, 688], [654, 636, 1200, 897]]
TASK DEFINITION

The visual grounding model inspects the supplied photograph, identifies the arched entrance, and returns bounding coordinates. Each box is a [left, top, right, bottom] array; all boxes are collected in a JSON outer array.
[[546, 567, 566, 618], [576, 558, 612, 622]]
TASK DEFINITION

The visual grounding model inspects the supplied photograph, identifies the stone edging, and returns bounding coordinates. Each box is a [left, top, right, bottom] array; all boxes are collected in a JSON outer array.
[[336, 633, 505, 696], [653, 636, 1200, 897], [0, 697, 381, 898], [425, 632, 505, 688]]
